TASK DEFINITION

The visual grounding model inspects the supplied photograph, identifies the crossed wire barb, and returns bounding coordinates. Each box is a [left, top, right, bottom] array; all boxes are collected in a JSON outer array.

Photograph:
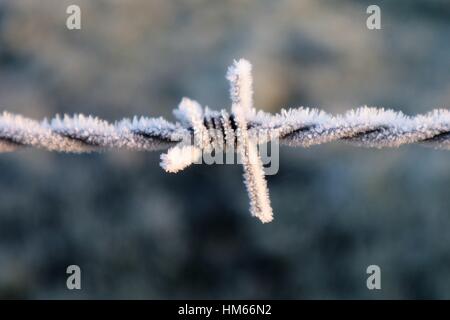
[[1, 59, 450, 223]]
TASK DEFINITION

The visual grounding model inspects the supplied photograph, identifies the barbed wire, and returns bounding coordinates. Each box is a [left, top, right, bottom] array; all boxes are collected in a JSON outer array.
[[1, 59, 449, 223], [3, 106, 450, 153]]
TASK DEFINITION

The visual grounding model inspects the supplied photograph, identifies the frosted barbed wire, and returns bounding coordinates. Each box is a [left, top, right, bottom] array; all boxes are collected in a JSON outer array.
[[0, 112, 186, 153], [1, 58, 449, 223], [3, 107, 450, 153]]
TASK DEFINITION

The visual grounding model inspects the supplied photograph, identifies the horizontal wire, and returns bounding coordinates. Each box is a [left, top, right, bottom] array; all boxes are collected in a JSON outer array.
[[1, 107, 450, 153]]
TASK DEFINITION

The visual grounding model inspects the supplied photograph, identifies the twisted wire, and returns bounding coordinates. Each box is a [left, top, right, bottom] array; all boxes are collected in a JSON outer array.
[[1, 107, 450, 153]]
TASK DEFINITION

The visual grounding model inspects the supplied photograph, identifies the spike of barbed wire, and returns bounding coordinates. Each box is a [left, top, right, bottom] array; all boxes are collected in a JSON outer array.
[[160, 98, 204, 172], [227, 59, 273, 223], [1, 58, 450, 223]]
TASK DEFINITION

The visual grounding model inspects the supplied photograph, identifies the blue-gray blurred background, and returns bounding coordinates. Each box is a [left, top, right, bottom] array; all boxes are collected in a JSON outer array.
[[0, 0, 449, 299]]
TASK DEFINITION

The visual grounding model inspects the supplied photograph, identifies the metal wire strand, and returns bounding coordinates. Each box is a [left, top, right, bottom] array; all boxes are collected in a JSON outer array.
[[2, 107, 450, 153]]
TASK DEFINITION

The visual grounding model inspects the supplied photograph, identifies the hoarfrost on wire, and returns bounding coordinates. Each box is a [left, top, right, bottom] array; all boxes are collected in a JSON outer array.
[[1, 58, 450, 223]]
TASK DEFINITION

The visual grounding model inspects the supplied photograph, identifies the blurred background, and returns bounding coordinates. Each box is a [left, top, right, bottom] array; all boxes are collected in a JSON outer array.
[[0, 0, 449, 299]]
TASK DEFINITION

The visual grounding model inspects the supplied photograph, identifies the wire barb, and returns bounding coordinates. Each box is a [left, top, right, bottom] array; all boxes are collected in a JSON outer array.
[[1, 58, 450, 223], [228, 59, 273, 223]]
